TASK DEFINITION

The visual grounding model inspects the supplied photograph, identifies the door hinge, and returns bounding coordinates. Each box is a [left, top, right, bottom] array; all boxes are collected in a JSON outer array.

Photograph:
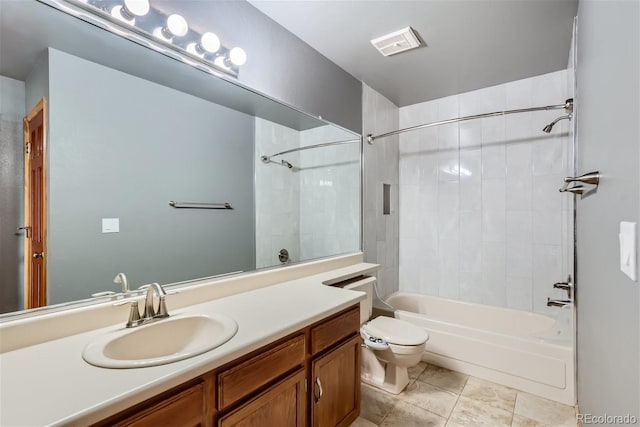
[[305, 378, 308, 392], [25, 142, 31, 155]]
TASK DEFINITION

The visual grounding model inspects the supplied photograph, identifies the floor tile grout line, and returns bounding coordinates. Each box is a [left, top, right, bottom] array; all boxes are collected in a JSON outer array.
[[446, 373, 470, 423]]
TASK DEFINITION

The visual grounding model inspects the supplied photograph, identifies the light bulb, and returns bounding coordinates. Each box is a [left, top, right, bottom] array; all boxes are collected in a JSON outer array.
[[200, 32, 220, 53], [166, 14, 188, 37], [187, 32, 220, 56], [228, 47, 247, 66], [110, 0, 149, 23], [123, 0, 149, 17]]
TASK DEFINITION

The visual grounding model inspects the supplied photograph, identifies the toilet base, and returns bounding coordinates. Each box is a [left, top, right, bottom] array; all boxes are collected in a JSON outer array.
[[361, 346, 410, 394]]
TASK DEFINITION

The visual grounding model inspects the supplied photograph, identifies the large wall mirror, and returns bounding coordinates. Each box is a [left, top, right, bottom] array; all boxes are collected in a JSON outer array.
[[0, 0, 362, 316]]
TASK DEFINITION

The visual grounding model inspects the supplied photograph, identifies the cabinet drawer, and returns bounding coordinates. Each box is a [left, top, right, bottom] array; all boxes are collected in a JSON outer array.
[[111, 382, 204, 427], [218, 334, 305, 410], [218, 369, 306, 427], [310, 306, 359, 355]]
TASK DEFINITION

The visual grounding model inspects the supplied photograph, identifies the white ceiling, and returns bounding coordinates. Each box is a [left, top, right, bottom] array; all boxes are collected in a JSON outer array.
[[249, 0, 578, 107]]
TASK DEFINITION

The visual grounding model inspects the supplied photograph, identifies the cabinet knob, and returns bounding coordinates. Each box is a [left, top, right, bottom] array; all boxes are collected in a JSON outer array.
[[314, 377, 323, 402]]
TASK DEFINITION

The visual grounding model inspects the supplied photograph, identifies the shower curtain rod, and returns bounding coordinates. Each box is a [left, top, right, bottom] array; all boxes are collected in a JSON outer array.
[[366, 98, 574, 144], [260, 138, 360, 163]]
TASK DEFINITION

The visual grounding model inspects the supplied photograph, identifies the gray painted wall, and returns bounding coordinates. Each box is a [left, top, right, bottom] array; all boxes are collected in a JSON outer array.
[[362, 84, 399, 300], [46, 48, 255, 303], [0, 75, 26, 312], [25, 50, 49, 111], [153, 0, 362, 134], [576, 0, 639, 419]]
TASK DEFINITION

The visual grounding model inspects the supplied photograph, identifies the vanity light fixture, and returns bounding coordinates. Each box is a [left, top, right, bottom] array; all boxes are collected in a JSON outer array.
[[186, 32, 220, 56], [110, 0, 149, 24], [66, 0, 246, 77], [215, 47, 247, 69], [153, 13, 189, 41]]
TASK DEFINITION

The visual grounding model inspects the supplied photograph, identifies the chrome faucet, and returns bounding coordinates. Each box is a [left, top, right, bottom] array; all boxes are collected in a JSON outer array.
[[547, 298, 571, 308], [123, 283, 170, 328], [143, 282, 169, 319], [113, 272, 130, 294]]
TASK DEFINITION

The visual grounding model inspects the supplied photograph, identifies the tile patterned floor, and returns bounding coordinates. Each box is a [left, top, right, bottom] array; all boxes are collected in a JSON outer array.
[[353, 362, 578, 427]]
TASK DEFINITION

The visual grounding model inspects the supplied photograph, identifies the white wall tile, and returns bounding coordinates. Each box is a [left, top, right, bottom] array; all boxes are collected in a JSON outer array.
[[483, 209, 506, 242], [364, 84, 399, 300], [533, 244, 563, 314], [533, 210, 562, 245], [459, 120, 481, 150], [459, 271, 483, 303], [506, 276, 533, 311], [507, 211, 533, 243], [506, 242, 533, 277], [439, 239, 460, 299], [398, 71, 571, 314], [482, 242, 507, 307]]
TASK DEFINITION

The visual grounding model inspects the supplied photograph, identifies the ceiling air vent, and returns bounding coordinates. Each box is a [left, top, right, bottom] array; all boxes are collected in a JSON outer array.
[[370, 26, 421, 57]]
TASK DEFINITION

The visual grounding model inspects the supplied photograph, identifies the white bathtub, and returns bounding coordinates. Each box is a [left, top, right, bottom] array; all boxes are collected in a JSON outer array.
[[386, 292, 576, 405]]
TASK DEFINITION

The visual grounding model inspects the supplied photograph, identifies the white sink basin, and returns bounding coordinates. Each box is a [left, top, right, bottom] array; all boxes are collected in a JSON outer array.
[[82, 314, 238, 368]]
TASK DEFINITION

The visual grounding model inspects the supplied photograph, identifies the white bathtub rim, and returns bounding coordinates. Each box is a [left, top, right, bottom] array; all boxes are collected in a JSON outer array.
[[386, 291, 573, 348]]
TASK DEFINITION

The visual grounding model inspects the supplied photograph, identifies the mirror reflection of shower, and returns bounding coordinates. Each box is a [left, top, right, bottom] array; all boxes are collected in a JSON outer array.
[[543, 114, 572, 133], [260, 138, 360, 171]]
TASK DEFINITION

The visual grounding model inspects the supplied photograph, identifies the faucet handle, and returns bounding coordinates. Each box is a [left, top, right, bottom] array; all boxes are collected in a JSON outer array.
[[553, 282, 572, 299], [126, 301, 142, 328], [156, 296, 169, 318]]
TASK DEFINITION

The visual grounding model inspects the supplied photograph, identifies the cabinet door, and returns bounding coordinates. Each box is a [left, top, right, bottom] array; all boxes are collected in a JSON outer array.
[[218, 369, 306, 427], [311, 335, 361, 427]]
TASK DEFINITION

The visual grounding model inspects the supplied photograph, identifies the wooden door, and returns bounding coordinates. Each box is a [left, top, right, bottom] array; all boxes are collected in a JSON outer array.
[[311, 335, 360, 427], [24, 98, 47, 309], [218, 369, 306, 427]]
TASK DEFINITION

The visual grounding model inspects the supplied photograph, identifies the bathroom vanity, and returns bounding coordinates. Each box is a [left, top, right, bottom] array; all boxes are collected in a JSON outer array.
[[94, 305, 360, 427], [0, 258, 375, 426]]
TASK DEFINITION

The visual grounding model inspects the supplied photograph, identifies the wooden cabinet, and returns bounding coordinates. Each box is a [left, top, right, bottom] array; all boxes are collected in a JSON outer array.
[[94, 380, 207, 427], [311, 336, 361, 427], [218, 334, 305, 410], [93, 305, 360, 427], [218, 370, 306, 427]]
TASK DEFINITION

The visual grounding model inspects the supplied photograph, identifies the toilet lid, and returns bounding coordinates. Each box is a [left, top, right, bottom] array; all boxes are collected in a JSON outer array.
[[362, 316, 429, 346]]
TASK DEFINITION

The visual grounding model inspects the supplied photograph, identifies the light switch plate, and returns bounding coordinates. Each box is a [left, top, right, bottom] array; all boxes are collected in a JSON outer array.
[[619, 221, 637, 281], [102, 218, 119, 233]]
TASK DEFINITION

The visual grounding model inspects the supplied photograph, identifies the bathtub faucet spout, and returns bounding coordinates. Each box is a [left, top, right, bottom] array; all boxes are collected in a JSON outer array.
[[547, 298, 571, 308]]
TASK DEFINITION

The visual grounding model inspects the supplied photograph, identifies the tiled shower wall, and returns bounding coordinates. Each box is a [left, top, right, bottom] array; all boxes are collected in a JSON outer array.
[[255, 119, 361, 269], [362, 84, 400, 299], [298, 126, 360, 261], [398, 70, 573, 314], [255, 118, 300, 269]]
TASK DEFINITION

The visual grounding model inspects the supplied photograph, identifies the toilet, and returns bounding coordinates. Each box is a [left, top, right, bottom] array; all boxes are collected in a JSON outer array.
[[345, 278, 429, 394]]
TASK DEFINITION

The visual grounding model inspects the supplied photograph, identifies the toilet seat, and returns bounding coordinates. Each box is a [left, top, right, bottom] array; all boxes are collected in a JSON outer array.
[[362, 316, 429, 346]]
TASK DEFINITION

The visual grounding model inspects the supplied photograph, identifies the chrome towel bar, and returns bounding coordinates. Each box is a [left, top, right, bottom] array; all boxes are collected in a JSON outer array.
[[169, 201, 233, 209]]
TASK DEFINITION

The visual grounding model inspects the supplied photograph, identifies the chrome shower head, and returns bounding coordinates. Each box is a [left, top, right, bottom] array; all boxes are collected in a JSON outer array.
[[543, 114, 572, 133]]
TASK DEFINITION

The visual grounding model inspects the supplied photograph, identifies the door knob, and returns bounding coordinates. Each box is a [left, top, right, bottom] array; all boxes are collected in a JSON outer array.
[[32, 252, 44, 259]]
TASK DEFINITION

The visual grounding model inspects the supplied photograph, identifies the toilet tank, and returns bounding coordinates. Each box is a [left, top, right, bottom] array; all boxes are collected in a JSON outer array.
[[344, 276, 376, 324]]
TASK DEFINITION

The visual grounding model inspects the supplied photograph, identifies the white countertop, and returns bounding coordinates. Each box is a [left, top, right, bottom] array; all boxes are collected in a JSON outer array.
[[0, 270, 368, 426]]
